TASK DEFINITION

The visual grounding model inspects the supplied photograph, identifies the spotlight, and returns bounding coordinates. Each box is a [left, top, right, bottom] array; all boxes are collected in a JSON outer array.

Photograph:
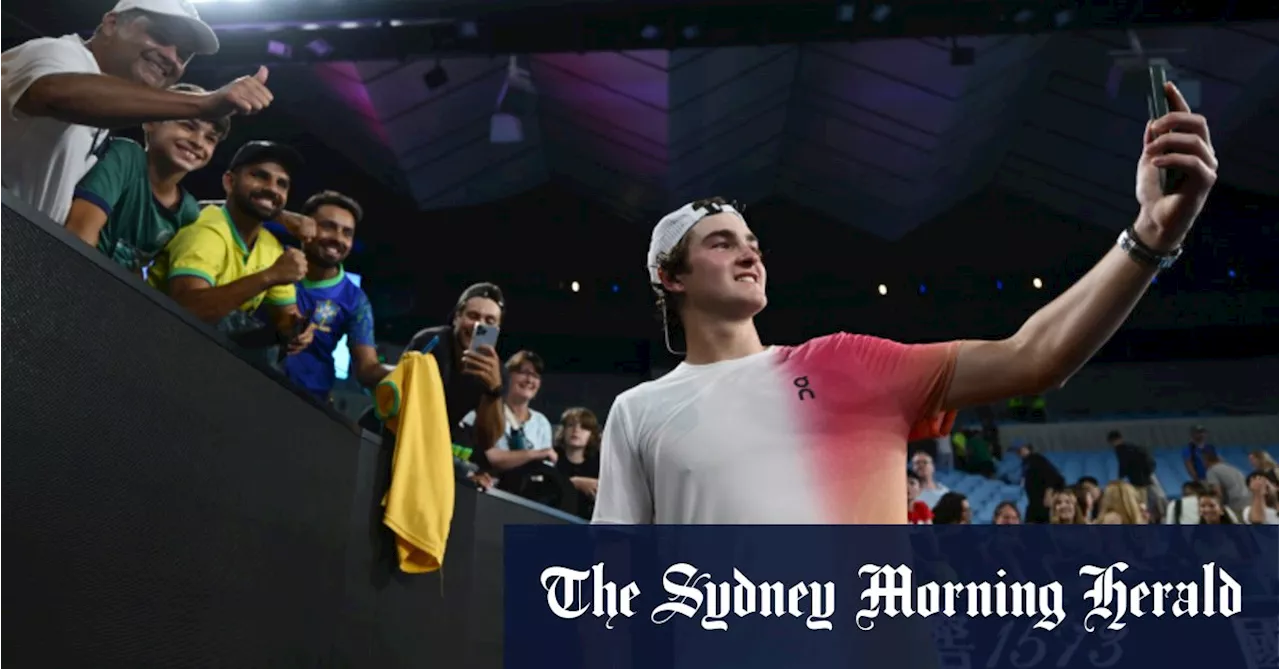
[[682, 25, 700, 40], [996, 280, 1003, 291], [1032, 277, 1043, 289], [640, 25, 660, 40], [338, 21, 361, 30], [305, 39, 333, 58], [611, 284, 620, 293], [266, 40, 291, 58], [571, 281, 581, 293], [918, 284, 926, 295], [877, 284, 888, 296], [870, 4, 891, 23], [1013, 9, 1034, 23], [1227, 269, 1237, 278], [836, 4, 854, 22]]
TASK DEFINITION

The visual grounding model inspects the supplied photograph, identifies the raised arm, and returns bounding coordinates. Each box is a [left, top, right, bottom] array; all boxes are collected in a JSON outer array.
[[943, 83, 1217, 410], [14, 67, 272, 130]]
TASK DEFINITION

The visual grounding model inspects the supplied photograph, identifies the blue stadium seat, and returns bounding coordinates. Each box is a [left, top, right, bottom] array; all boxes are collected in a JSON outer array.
[[951, 444, 1277, 525]]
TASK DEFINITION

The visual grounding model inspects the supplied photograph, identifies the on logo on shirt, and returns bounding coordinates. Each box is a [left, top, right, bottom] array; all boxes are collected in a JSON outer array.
[[793, 376, 815, 401]]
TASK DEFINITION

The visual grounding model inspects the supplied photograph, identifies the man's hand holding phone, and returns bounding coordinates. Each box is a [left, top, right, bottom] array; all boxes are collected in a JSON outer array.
[[462, 345, 503, 393], [1135, 77, 1217, 252]]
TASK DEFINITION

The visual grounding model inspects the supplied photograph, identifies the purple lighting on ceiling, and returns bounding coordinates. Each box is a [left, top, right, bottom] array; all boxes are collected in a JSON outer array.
[[315, 62, 390, 145], [267, 40, 291, 58]]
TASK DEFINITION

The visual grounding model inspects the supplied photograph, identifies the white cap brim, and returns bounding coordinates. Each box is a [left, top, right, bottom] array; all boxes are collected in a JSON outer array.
[[646, 201, 744, 285], [179, 17, 220, 56], [112, 0, 220, 55]]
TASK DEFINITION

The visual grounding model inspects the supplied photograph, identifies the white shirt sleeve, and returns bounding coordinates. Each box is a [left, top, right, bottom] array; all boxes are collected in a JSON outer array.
[[2, 37, 98, 120], [591, 399, 653, 524]]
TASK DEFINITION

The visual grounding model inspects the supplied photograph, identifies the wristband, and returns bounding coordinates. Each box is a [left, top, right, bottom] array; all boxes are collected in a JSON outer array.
[[1117, 225, 1182, 270]]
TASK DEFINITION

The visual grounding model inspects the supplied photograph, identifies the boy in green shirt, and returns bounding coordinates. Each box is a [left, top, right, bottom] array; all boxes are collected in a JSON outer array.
[[65, 83, 229, 273]]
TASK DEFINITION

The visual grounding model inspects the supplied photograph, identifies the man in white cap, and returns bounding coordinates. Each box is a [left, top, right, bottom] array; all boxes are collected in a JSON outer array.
[[593, 82, 1219, 526], [2, 0, 274, 224]]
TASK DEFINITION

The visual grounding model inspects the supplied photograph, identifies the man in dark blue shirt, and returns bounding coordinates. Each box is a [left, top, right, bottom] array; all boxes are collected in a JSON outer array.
[[1182, 424, 1217, 482], [281, 190, 391, 402]]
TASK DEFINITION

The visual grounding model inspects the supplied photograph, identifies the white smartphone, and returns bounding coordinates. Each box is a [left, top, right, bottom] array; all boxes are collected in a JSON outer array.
[[470, 323, 500, 352]]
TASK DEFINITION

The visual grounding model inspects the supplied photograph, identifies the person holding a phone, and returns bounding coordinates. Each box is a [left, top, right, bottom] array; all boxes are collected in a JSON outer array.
[[403, 283, 508, 472], [594, 81, 1218, 525]]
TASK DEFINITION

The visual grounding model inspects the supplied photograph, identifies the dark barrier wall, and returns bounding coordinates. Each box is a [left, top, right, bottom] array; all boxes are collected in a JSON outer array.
[[1, 194, 575, 668]]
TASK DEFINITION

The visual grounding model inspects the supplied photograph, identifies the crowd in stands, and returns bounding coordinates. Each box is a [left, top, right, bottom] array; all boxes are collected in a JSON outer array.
[[2, 1, 1274, 527], [908, 424, 1279, 526]]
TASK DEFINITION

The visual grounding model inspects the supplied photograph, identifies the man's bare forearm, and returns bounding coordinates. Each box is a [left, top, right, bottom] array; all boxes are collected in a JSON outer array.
[[20, 73, 207, 128], [1009, 219, 1161, 388], [356, 363, 394, 389], [474, 394, 506, 452], [172, 273, 275, 325]]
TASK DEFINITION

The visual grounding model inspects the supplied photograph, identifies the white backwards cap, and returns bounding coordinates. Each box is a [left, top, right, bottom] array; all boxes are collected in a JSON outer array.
[[646, 200, 744, 285]]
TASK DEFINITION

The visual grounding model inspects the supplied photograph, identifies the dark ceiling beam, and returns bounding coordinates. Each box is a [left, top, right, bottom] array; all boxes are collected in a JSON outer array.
[[5, 1, 1275, 67]]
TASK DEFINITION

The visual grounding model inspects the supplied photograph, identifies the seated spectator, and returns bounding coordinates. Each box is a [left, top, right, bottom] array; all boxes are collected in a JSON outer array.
[[1076, 476, 1101, 522], [1182, 425, 1216, 482], [911, 451, 948, 509], [147, 140, 312, 356], [906, 471, 933, 525], [992, 501, 1021, 525], [64, 83, 227, 271], [1165, 481, 1205, 525], [1, 0, 271, 223], [278, 190, 391, 403], [553, 407, 602, 521], [1242, 470, 1279, 525], [1198, 492, 1234, 525], [1203, 450, 1249, 518], [403, 283, 507, 467], [1048, 488, 1086, 525], [461, 350, 555, 480], [932, 492, 970, 525], [1095, 481, 1145, 524]]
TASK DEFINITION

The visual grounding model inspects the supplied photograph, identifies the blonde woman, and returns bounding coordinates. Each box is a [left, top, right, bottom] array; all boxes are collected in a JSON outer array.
[[1095, 481, 1146, 524], [1248, 450, 1277, 475], [1049, 489, 1087, 525]]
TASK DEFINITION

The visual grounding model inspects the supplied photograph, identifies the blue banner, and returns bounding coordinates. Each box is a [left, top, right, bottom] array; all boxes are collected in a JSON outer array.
[[505, 525, 1278, 669]]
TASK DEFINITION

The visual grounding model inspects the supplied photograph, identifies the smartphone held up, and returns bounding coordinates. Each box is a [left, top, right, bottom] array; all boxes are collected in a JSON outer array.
[[470, 322, 500, 353], [1147, 62, 1184, 195]]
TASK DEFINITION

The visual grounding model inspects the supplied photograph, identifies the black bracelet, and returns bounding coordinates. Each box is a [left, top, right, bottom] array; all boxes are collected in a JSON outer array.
[[1117, 225, 1182, 270], [483, 385, 503, 398]]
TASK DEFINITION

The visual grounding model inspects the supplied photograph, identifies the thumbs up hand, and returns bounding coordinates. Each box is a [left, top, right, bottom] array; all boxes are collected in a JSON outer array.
[[202, 66, 275, 118]]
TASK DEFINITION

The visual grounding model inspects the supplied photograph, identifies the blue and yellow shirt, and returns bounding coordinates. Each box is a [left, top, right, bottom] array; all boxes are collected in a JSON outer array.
[[281, 266, 376, 400]]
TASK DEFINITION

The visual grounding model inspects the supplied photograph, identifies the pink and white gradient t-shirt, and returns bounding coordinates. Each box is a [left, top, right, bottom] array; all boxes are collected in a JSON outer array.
[[592, 333, 959, 525]]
